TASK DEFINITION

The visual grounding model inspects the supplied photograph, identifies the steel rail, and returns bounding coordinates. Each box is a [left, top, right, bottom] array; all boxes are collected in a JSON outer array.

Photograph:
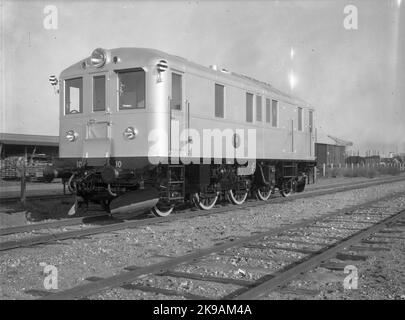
[[0, 194, 71, 204], [0, 212, 112, 236], [1, 175, 404, 237], [1, 175, 403, 237], [1, 177, 404, 251], [39, 194, 403, 300], [233, 209, 405, 300], [1, 174, 403, 206]]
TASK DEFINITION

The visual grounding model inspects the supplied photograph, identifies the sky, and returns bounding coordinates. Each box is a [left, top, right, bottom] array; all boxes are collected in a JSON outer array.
[[1, 0, 404, 155]]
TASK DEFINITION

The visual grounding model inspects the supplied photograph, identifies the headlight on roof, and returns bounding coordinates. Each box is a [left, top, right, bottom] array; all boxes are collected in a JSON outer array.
[[66, 130, 79, 142], [91, 48, 107, 68]]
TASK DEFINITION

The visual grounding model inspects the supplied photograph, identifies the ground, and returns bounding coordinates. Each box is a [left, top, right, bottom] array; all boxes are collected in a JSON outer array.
[[0, 176, 404, 300]]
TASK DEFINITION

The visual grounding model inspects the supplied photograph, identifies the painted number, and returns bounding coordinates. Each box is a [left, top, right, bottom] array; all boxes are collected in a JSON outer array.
[[77, 160, 83, 168], [115, 160, 122, 168]]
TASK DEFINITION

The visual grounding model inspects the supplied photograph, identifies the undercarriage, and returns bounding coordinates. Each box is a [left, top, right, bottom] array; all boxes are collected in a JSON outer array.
[[44, 159, 315, 216]]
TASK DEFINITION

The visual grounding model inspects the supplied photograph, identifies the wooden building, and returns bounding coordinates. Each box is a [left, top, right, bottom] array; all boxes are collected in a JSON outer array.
[[315, 133, 352, 167]]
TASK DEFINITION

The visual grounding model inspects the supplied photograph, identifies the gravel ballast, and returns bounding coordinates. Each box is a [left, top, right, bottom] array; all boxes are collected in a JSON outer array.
[[0, 179, 404, 300]]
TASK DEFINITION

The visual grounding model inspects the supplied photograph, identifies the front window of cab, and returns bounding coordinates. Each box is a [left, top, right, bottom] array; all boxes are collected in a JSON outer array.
[[117, 69, 145, 109], [93, 75, 106, 112], [65, 77, 83, 114]]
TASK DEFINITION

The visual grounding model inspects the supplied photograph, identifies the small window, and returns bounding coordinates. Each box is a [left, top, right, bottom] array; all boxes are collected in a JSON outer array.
[[118, 69, 145, 109], [215, 84, 224, 118], [271, 100, 278, 127], [256, 95, 262, 121], [298, 107, 303, 131], [171, 73, 182, 110], [246, 93, 253, 123], [266, 98, 271, 123], [309, 110, 314, 131], [65, 77, 83, 114], [93, 75, 106, 112]]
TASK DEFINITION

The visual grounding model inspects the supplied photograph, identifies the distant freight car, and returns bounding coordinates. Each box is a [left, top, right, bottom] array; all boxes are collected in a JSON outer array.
[[44, 48, 316, 216]]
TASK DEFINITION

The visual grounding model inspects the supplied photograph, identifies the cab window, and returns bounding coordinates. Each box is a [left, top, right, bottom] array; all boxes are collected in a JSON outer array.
[[246, 93, 253, 123], [215, 83, 224, 118], [118, 69, 145, 109], [256, 95, 262, 121], [171, 73, 182, 110], [271, 100, 278, 127], [298, 107, 303, 131], [266, 98, 271, 123], [93, 75, 106, 112], [65, 77, 83, 114]]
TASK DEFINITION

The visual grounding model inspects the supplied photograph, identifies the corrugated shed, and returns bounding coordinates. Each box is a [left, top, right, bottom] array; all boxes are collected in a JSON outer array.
[[0, 133, 59, 146]]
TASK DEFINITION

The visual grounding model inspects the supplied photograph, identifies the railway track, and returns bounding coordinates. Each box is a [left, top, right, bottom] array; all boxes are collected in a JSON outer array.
[[34, 192, 404, 300], [1, 175, 404, 250], [0, 193, 71, 204], [0, 175, 402, 205]]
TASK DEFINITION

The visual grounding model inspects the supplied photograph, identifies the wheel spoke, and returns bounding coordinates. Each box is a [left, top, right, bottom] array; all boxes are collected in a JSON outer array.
[[228, 189, 248, 205], [256, 186, 271, 201], [193, 191, 218, 210]]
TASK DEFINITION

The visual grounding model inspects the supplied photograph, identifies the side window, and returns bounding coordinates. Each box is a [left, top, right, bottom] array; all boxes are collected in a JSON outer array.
[[266, 98, 271, 123], [93, 75, 106, 112], [171, 73, 182, 110], [118, 69, 145, 109], [256, 95, 262, 121], [298, 107, 303, 131], [65, 77, 83, 114], [309, 110, 314, 131], [215, 83, 225, 118], [246, 93, 253, 123], [271, 99, 278, 127]]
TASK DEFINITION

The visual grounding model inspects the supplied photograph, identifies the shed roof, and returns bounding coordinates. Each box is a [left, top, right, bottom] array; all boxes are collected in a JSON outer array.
[[0, 133, 59, 146], [316, 132, 353, 147]]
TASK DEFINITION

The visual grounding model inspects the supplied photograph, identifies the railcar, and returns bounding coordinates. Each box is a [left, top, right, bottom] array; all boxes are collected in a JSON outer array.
[[44, 47, 316, 216]]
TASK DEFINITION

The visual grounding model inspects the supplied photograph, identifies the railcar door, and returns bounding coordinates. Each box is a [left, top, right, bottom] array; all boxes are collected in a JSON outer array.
[[169, 71, 189, 163], [82, 72, 112, 160]]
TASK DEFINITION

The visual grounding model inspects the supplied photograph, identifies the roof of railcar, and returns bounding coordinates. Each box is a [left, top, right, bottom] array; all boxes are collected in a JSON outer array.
[[65, 47, 313, 108], [137, 48, 311, 108]]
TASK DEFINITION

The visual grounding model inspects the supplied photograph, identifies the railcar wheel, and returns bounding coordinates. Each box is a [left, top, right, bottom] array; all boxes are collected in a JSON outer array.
[[296, 181, 306, 193], [227, 189, 248, 205], [192, 192, 219, 210], [280, 180, 293, 197], [280, 188, 292, 197], [255, 186, 272, 201], [151, 202, 174, 217], [67, 174, 76, 194]]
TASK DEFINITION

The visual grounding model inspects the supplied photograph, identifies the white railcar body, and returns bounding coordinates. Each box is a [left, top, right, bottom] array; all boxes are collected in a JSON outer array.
[[58, 48, 315, 163], [46, 48, 316, 215]]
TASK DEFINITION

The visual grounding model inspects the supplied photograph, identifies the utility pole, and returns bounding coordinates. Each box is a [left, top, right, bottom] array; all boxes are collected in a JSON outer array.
[[20, 147, 27, 205]]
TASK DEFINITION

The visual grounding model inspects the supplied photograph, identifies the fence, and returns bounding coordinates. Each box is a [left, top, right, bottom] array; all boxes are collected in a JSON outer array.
[[317, 162, 404, 178], [0, 158, 49, 181]]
